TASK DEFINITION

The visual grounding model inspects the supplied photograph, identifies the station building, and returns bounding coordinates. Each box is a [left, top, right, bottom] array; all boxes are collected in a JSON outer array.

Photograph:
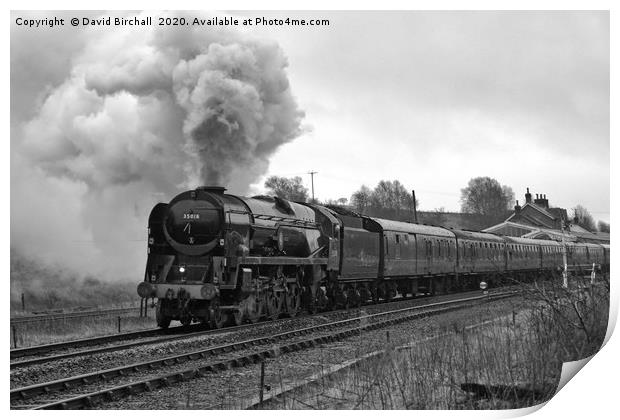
[[483, 188, 609, 244]]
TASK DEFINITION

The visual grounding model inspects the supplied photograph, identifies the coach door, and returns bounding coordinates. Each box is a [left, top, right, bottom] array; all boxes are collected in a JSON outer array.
[[426, 238, 432, 273]]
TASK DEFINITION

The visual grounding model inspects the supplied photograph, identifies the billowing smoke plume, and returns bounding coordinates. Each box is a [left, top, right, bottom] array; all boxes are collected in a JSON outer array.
[[11, 11, 304, 281]]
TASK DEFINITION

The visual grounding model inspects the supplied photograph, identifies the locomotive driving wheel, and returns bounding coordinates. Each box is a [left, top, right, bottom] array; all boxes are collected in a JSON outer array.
[[265, 290, 283, 321], [209, 299, 228, 329], [156, 300, 171, 329], [244, 296, 261, 324], [232, 308, 244, 326], [285, 284, 301, 317]]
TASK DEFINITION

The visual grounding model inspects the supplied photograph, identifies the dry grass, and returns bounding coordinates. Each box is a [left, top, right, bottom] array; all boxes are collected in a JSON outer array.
[[10, 312, 157, 348], [263, 275, 609, 410]]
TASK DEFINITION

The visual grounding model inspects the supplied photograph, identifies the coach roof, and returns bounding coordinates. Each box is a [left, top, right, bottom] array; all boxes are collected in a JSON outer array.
[[451, 229, 506, 243], [369, 217, 455, 238]]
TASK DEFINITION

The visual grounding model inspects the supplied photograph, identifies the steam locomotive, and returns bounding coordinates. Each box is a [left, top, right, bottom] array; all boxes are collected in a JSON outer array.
[[137, 186, 610, 328]]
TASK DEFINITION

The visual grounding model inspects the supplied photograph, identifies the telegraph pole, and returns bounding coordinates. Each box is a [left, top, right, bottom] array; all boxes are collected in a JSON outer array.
[[411, 190, 418, 223], [560, 217, 568, 289], [308, 171, 317, 202]]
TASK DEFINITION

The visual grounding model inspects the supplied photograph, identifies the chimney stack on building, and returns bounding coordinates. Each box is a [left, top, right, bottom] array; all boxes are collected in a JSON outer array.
[[514, 200, 521, 214], [525, 187, 532, 204], [534, 192, 549, 209]]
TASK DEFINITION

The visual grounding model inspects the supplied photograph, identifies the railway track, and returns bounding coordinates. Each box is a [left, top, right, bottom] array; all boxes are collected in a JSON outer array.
[[11, 288, 502, 366], [10, 324, 196, 360], [10, 290, 514, 410]]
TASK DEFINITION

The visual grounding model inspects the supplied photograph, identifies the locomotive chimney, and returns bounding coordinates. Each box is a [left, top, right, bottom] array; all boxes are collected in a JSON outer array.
[[196, 186, 227, 195]]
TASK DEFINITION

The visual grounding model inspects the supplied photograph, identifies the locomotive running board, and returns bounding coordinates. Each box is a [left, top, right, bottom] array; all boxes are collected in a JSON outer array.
[[232, 256, 328, 266]]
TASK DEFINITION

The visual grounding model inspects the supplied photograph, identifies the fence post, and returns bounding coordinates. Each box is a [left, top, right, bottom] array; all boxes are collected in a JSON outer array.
[[12, 325, 17, 348], [118, 316, 121, 333], [21, 293, 25, 312], [259, 361, 265, 406], [140, 298, 144, 317]]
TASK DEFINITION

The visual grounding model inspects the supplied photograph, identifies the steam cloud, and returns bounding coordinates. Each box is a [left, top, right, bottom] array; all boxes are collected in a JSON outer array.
[[11, 11, 304, 281]]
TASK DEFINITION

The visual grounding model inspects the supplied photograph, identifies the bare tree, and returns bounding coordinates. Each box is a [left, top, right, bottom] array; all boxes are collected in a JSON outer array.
[[350, 185, 372, 214], [460, 177, 514, 217], [597, 221, 610, 233], [264, 176, 308, 202], [572, 205, 597, 232], [351, 180, 419, 219], [372, 180, 418, 215]]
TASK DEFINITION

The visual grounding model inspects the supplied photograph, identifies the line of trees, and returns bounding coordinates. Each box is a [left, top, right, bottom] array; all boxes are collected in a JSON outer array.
[[262, 175, 608, 233]]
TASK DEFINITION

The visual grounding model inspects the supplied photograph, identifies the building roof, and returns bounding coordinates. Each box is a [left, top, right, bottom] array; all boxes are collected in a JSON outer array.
[[483, 220, 609, 244], [506, 202, 559, 229]]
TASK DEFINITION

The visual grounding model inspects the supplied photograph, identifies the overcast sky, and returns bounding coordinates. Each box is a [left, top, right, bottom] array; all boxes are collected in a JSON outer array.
[[244, 11, 609, 220], [10, 10, 609, 280]]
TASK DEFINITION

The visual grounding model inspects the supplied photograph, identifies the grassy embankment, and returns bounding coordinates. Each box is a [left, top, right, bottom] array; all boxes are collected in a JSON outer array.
[[10, 250, 154, 347], [266, 275, 609, 409]]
